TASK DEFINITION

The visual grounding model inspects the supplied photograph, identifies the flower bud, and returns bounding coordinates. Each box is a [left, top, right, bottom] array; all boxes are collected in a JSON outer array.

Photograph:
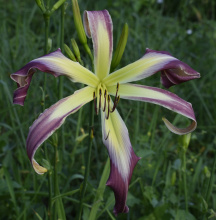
[[72, 0, 87, 45], [50, 0, 66, 14], [35, 0, 45, 12], [64, 44, 76, 61], [171, 171, 176, 185], [203, 166, 211, 178], [111, 23, 129, 71], [182, 133, 191, 151], [47, 38, 52, 53], [71, 38, 81, 62]]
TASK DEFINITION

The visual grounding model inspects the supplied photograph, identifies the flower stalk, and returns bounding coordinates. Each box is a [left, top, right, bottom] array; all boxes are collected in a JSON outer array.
[[77, 101, 95, 220], [53, 2, 66, 220], [181, 133, 191, 213], [43, 9, 52, 220]]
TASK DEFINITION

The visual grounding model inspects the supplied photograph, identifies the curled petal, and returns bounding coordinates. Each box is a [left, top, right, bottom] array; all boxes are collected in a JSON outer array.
[[27, 86, 94, 174], [101, 109, 140, 215], [11, 49, 98, 105], [103, 48, 200, 87], [107, 83, 197, 135], [84, 10, 113, 80]]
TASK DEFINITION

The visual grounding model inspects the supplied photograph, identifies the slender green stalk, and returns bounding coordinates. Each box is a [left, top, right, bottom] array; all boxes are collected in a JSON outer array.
[[58, 3, 65, 100], [133, 101, 140, 145], [42, 12, 50, 109], [77, 101, 94, 220], [205, 151, 216, 205], [42, 8, 52, 220], [71, 99, 84, 166], [89, 158, 110, 220], [53, 3, 66, 220], [182, 148, 188, 212]]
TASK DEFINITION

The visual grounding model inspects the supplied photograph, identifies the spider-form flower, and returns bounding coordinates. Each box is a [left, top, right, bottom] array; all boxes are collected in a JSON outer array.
[[11, 10, 200, 215]]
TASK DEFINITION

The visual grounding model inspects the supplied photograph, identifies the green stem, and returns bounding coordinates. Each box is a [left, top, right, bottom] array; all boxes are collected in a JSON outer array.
[[42, 12, 50, 107], [134, 101, 140, 145], [59, 2, 65, 147], [182, 149, 188, 212], [71, 98, 84, 166], [77, 101, 94, 220], [43, 10, 52, 220], [53, 3, 66, 220], [205, 151, 216, 204], [89, 158, 110, 220]]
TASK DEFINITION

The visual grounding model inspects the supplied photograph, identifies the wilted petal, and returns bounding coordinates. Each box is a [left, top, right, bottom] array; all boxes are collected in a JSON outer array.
[[107, 83, 197, 135], [103, 48, 200, 87], [11, 49, 99, 105], [84, 10, 113, 80], [27, 86, 94, 174], [101, 109, 140, 215]]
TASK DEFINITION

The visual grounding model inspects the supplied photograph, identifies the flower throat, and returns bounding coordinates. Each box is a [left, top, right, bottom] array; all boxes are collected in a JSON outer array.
[[93, 82, 120, 119]]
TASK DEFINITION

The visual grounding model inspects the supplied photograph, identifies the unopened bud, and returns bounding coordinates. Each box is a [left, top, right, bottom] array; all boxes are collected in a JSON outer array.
[[111, 23, 129, 71], [50, 0, 66, 14], [64, 44, 76, 61], [72, 0, 87, 45], [203, 166, 211, 178], [182, 133, 191, 151], [76, 133, 88, 143], [71, 39, 81, 63], [35, 0, 45, 12], [171, 171, 176, 185], [47, 38, 52, 53]]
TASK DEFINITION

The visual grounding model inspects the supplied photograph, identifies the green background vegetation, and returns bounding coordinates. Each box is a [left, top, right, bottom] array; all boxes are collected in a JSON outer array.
[[0, 0, 216, 219]]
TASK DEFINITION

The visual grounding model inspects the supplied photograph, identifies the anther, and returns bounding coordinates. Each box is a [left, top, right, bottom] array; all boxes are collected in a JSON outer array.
[[103, 89, 107, 112], [106, 95, 110, 119], [110, 83, 120, 113], [116, 82, 119, 91], [105, 130, 110, 140], [99, 88, 102, 110], [93, 91, 98, 114]]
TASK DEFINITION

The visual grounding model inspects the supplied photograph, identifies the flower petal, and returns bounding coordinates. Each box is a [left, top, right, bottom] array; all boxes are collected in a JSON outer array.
[[11, 49, 99, 105], [101, 109, 140, 215], [107, 83, 197, 135], [27, 86, 94, 174], [84, 10, 113, 80], [103, 48, 200, 87]]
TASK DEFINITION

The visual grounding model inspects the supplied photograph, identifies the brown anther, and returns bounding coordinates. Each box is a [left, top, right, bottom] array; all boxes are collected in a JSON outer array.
[[106, 95, 110, 119], [103, 90, 107, 112], [117, 95, 120, 104], [93, 91, 98, 114], [105, 130, 110, 140], [99, 88, 102, 110], [110, 83, 120, 113], [116, 82, 119, 91]]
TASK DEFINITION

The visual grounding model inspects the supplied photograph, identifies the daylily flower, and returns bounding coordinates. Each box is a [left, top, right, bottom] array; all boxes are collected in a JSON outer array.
[[11, 10, 200, 215]]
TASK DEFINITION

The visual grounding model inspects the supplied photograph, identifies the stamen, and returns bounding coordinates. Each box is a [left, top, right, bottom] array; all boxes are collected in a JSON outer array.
[[106, 95, 110, 119], [99, 88, 102, 110], [103, 89, 107, 112], [93, 91, 98, 114], [110, 83, 120, 113], [116, 82, 119, 91], [105, 130, 110, 140], [117, 95, 120, 104]]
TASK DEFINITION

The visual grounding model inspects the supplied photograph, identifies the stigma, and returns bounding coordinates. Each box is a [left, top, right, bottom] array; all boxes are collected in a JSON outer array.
[[93, 83, 120, 119]]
